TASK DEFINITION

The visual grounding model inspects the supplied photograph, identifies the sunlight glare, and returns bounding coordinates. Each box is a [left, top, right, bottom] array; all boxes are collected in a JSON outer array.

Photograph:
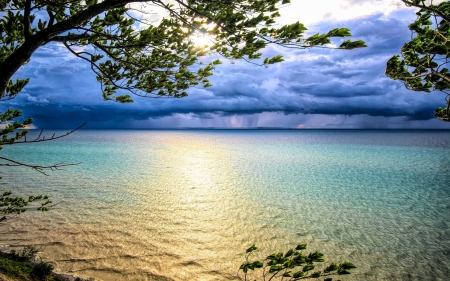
[[190, 32, 214, 47], [189, 22, 216, 47]]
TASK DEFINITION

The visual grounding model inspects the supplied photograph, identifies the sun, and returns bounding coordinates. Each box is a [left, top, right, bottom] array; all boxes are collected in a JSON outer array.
[[189, 22, 217, 47], [190, 33, 214, 47]]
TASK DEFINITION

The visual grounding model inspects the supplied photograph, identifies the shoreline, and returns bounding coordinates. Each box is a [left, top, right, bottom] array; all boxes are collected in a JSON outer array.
[[0, 245, 95, 281]]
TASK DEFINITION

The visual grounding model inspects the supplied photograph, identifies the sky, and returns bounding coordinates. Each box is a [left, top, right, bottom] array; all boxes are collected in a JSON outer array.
[[2, 0, 450, 129]]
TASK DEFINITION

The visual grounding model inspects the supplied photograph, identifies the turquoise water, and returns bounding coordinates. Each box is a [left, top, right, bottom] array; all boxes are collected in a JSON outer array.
[[0, 130, 449, 280]]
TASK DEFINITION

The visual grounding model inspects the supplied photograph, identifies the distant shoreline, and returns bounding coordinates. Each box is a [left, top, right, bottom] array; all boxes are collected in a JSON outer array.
[[20, 127, 450, 130]]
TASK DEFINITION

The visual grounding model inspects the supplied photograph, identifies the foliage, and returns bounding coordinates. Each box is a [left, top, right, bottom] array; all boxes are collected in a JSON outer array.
[[0, 252, 33, 281], [435, 105, 449, 119], [0, 109, 33, 148], [31, 261, 54, 280], [0, 191, 53, 222], [385, 0, 450, 122], [0, 249, 65, 281], [0, 0, 366, 102], [238, 243, 356, 281], [8, 246, 39, 262]]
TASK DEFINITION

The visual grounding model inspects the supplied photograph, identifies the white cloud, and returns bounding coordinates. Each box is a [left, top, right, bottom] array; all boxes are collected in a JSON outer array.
[[24, 94, 49, 104], [277, 0, 406, 26]]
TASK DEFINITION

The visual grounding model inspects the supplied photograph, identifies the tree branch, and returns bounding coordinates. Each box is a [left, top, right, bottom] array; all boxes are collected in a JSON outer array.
[[62, 42, 134, 93], [23, 0, 32, 41], [387, 68, 450, 84], [11, 122, 87, 145], [0, 156, 80, 175], [51, 33, 91, 41], [172, 0, 233, 34], [91, 42, 163, 72], [47, 6, 55, 27], [402, 0, 450, 23]]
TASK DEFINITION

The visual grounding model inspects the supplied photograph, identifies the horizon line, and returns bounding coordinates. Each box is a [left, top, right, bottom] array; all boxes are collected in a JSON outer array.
[[24, 127, 450, 130]]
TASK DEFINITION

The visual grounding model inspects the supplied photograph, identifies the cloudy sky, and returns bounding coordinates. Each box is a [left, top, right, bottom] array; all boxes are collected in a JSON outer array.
[[2, 0, 450, 129]]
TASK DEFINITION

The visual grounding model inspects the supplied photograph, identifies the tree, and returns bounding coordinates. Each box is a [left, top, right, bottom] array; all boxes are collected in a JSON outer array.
[[237, 244, 356, 281], [385, 0, 450, 122], [0, 0, 366, 103]]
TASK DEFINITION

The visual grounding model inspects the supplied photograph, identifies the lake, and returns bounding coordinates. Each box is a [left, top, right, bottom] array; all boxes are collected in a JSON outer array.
[[1, 130, 449, 280]]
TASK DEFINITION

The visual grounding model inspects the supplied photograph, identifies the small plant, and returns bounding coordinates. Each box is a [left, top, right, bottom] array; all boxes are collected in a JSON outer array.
[[31, 261, 54, 281], [7, 246, 39, 262], [238, 243, 356, 281]]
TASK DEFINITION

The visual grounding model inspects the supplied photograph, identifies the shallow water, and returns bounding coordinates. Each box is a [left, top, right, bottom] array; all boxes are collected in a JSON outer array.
[[0, 130, 449, 280]]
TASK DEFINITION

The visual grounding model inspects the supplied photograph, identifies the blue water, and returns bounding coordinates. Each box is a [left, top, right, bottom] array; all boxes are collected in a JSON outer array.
[[0, 130, 449, 280]]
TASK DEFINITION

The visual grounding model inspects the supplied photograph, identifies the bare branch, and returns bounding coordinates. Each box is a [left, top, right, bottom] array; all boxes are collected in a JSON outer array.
[[12, 122, 87, 145], [0, 157, 81, 175], [51, 33, 91, 42], [47, 6, 55, 27], [406, 71, 450, 84]]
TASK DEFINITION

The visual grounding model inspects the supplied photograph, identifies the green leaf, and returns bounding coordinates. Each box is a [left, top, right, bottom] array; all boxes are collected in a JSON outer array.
[[269, 265, 283, 273], [114, 95, 134, 103], [252, 261, 263, 268], [339, 40, 367, 50], [246, 244, 258, 253], [324, 263, 338, 273], [285, 249, 294, 257], [302, 264, 315, 272], [240, 262, 250, 273], [340, 262, 356, 269], [327, 28, 351, 37]]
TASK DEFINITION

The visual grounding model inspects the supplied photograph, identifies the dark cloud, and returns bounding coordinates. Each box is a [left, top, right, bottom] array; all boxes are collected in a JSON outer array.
[[322, 69, 363, 78], [288, 81, 385, 98]]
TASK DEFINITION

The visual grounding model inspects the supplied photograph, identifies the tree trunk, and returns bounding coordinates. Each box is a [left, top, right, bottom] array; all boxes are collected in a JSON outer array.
[[0, 40, 43, 99]]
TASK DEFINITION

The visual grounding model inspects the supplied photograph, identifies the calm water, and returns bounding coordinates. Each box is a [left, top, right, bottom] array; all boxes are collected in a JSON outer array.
[[0, 130, 449, 280]]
